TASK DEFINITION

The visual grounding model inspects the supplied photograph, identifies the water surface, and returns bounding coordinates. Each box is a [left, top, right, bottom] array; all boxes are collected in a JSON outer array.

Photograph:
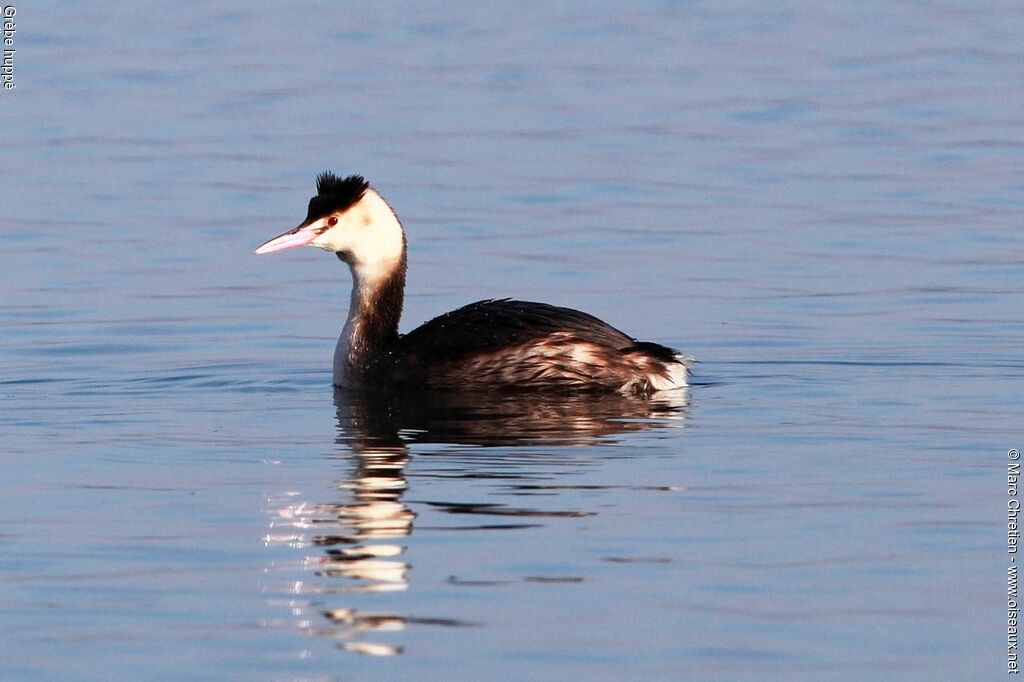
[[2, 2, 1021, 680]]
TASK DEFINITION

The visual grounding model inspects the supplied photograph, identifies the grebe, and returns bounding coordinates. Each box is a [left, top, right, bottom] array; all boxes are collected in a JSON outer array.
[[255, 173, 691, 395]]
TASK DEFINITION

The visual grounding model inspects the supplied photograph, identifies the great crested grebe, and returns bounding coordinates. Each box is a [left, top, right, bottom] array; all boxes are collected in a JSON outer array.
[[255, 173, 691, 394]]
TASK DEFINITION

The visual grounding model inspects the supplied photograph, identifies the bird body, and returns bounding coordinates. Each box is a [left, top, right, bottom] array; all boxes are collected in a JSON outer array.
[[256, 173, 690, 395]]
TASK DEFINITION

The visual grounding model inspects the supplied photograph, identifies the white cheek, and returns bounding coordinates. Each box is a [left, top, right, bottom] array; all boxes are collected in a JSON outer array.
[[311, 232, 339, 252], [311, 219, 353, 252], [308, 190, 405, 265]]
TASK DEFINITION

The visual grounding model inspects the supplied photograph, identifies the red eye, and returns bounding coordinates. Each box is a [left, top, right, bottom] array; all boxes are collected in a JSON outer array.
[[327, 216, 338, 226]]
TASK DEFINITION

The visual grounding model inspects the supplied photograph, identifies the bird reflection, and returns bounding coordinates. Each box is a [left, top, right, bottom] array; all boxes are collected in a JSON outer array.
[[266, 386, 689, 655], [334, 386, 690, 448]]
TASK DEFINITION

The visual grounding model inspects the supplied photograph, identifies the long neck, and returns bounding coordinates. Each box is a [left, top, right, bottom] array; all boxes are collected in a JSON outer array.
[[333, 246, 407, 387]]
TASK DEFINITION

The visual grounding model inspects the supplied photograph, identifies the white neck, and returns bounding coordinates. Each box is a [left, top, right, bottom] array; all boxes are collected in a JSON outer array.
[[330, 192, 407, 387]]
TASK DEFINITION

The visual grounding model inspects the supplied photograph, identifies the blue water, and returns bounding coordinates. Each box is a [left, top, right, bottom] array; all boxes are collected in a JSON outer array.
[[3, 2, 1022, 680]]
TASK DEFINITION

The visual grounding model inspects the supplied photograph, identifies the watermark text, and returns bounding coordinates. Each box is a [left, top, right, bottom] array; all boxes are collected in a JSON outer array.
[[2, 5, 16, 92], [1010, 449, 1021, 673]]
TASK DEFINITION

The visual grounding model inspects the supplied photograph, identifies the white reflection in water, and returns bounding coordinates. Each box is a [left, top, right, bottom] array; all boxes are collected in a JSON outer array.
[[266, 388, 689, 655]]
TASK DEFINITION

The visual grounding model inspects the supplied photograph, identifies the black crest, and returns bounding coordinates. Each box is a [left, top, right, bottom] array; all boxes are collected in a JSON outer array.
[[304, 172, 369, 223]]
